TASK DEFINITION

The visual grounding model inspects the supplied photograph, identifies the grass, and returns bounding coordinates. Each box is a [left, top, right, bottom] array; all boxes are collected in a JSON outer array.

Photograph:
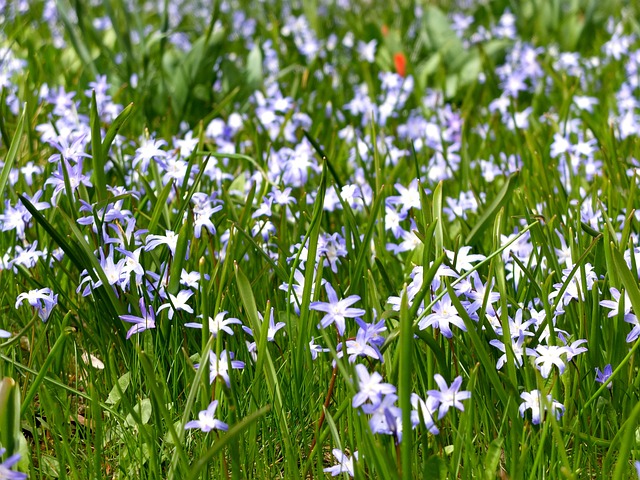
[[0, 0, 639, 478]]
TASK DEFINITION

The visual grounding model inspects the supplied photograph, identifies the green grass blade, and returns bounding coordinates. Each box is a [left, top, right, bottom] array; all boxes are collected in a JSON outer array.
[[21, 323, 71, 416], [90, 91, 107, 202], [0, 104, 25, 199], [466, 170, 520, 246], [398, 286, 413, 480], [191, 406, 270, 476], [102, 103, 134, 159]]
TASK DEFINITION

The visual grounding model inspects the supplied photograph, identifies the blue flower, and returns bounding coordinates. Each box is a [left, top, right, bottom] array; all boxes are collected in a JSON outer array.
[[324, 449, 357, 477], [427, 374, 471, 420], [310, 283, 365, 336], [119, 299, 156, 339], [184, 400, 228, 433], [0, 448, 27, 480], [352, 364, 396, 408], [595, 364, 613, 389], [519, 390, 565, 425]]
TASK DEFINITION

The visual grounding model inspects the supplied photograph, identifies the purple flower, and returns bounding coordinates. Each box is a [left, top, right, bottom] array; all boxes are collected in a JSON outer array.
[[184, 400, 228, 433], [324, 449, 358, 477], [242, 308, 285, 342], [354, 316, 386, 347], [595, 364, 613, 389], [418, 293, 467, 338], [0, 447, 27, 479], [119, 299, 156, 339], [44, 158, 92, 205], [362, 394, 401, 436], [519, 389, 565, 425], [352, 364, 396, 408], [157, 290, 194, 320], [563, 339, 588, 362], [427, 374, 471, 420], [206, 350, 245, 387], [309, 337, 329, 360], [386, 180, 422, 213], [185, 311, 242, 338], [133, 137, 168, 170], [310, 283, 365, 336], [445, 246, 486, 272], [357, 39, 377, 63], [339, 328, 382, 363], [411, 393, 440, 435], [530, 345, 568, 378], [145, 230, 179, 256], [47, 133, 91, 164], [489, 332, 533, 370], [15, 287, 58, 322]]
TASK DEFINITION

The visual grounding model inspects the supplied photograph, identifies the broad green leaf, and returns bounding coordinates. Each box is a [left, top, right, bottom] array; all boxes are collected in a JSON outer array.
[[424, 455, 447, 480], [106, 372, 131, 406], [246, 44, 263, 88], [484, 437, 504, 480], [125, 398, 152, 427]]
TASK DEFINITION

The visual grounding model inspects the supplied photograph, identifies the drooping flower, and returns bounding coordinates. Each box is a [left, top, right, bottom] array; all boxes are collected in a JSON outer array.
[[595, 364, 613, 389], [15, 287, 58, 322], [119, 299, 156, 339], [410, 393, 440, 435]]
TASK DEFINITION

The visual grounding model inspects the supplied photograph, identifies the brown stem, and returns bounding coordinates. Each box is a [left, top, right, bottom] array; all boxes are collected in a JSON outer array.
[[307, 363, 339, 459]]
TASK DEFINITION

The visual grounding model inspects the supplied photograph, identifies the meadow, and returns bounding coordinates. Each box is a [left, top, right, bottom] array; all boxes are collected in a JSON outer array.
[[0, 0, 639, 478]]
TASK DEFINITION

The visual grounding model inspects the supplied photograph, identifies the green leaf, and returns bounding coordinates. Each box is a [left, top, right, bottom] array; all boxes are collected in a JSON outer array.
[[246, 44, 263, 89], [484, 437, 504, 480], [235, 263, 295, 465], [399, 286, 413, 480], [432, 181, 444, 256], [124, 398, 152, 427], [106, 372, 131, 406], [424, 455, 447, 480], [167, 218, 191, 295], [466, 171, 520, 246], [21, 325, 71, 416], [41, 454, 60, 478], [147, 179, 174, 234], [0, 104, 25, 199], [0, 377, 21, 457], [191, 406, 270, 476], [102, 102, 134, 160], [137, 350, 190, 474], [90, 91, 107, 202]]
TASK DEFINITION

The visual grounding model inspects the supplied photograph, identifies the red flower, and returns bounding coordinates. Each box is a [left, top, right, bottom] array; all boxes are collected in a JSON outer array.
[[394, 52, 407, 77]]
